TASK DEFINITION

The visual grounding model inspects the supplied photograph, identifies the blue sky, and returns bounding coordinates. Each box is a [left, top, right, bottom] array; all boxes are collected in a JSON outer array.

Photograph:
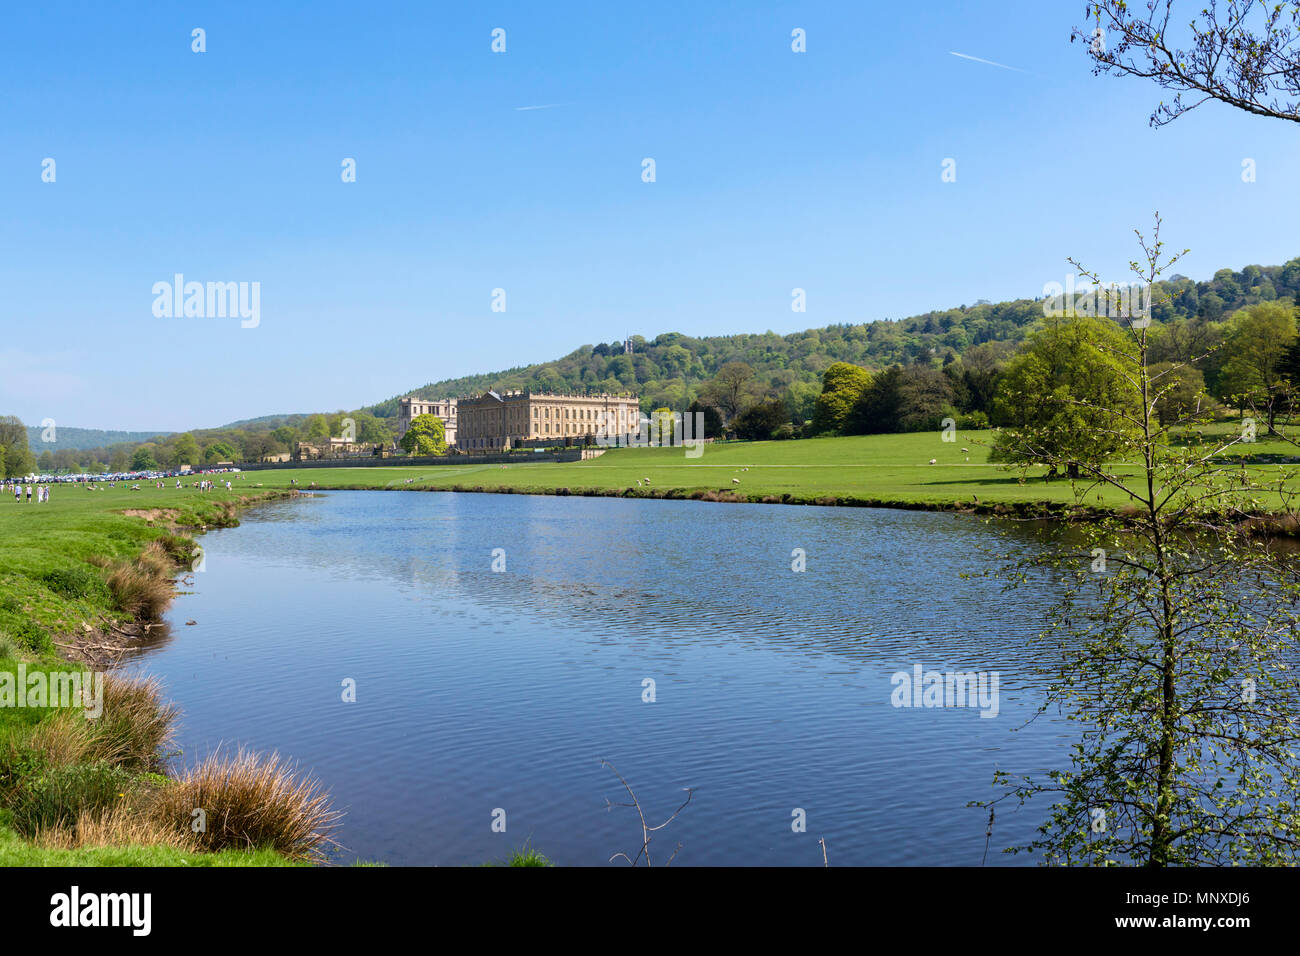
[[2, 0, 1298, 432]]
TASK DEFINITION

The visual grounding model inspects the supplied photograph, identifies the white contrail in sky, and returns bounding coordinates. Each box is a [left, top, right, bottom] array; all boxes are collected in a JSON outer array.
[[515, 104, 561, 111], [948, 51, 1025, 72]]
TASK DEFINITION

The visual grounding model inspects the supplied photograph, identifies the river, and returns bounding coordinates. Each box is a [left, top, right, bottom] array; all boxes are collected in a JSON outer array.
[[128, 490, 1073, 865]]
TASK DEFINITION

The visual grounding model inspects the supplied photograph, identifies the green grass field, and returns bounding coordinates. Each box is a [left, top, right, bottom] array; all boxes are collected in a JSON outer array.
[[233, 428, 1300, 511]]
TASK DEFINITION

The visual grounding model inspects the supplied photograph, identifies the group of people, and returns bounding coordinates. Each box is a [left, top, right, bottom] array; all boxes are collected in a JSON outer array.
[[4, 473, 241, 502], [193, 479, 233, 492], [4, 480, 51, 503]]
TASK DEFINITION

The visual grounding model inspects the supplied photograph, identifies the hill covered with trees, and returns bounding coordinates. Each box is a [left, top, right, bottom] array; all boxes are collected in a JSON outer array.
[[371, 258, 1300, 422], [3, 254, 1296, 476]]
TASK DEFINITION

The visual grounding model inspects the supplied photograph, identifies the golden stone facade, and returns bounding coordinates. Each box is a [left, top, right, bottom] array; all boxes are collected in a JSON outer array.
[[456, 390, 640, 451]]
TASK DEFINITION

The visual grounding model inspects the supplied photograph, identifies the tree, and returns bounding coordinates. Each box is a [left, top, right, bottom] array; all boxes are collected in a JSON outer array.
[[989, 316, 1142, 478], [0, 415, 25, 450], [6, 446, 34, 478], [650, 407, 675, 445], [732, 400, 788, 441], [152, 442, 176, 470], [1148, 316, 1224, 373], [130, 447, 159, 471], [171, 432, 200, 467], [203, 441, 237, 465], [37, 450, 55, 472], [685, 401, 723, 439], [1149, 362, 1211, 426], [242, 434, 283, 460], [304, 415, 330, 440], [983, 220, 1300, 866], [1217, 301, 1297, 431], [399, 414, 447, 456], [0, 416, 32, 478], [847, 364, 954, 435], [1076, 1, 1300, 126], [942, 343, 1006, 419], [784, 379, 821, 426], [699, 361, 759, 421], [1272, 311, 1300, 388], [352, 412, 392, 444], [810, 362, 871, 435]]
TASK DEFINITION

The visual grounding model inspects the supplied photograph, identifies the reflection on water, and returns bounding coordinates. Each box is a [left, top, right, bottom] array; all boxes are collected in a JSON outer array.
[[131, 491, 1075, 866]]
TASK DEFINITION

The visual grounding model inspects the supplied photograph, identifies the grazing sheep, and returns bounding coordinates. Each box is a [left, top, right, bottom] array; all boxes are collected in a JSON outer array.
[[732, 478, 740, 484], [961, 447, 969, 453], [928, 458, 937, 465]]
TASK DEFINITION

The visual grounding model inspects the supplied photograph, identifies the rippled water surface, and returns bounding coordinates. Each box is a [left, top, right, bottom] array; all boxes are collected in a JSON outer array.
[[133, 491, 1074, 865]]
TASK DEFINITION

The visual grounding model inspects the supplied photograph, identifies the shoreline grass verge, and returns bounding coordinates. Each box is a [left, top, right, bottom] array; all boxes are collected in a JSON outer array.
[[1, 484, 339, 866]]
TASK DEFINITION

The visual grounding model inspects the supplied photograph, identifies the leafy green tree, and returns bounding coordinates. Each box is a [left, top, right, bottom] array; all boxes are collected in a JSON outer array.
[[399, 414, 447, 456], [784, 379, 821, 426], [990, 316, 1141, 478], [242, 434, 283, 460], [0, 415, 24, 448], [171, 432, 200, 467], [1149, 362, 1211, 426], [152, 443, 176, 469], [1271, 309, 1300, 396], [984, 222, 1300, 866], [810, 362, 871, 435], [942, 343, 1006, 419], [0, 416, 33, 478], [7, 446, 35, 478], [732, 400, 788, 440], [203, 441, 238, 464], [1217, 301, 1296, 432], [650, 407, 674, 445], [699, 361, 759, 421], [304, 415, 330, 440], [351, 412, 392, 444], [848, 364, 954, 435], [1148, 316, 1225, 390], [37, 450, 55, 472], [685, 401, 723, 439], [130, 447, 159, 471]]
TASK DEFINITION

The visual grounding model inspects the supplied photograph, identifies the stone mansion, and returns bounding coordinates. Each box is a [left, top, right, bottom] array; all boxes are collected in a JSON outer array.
[[400, 390, 641, 453], [458, 390, 641, 451]]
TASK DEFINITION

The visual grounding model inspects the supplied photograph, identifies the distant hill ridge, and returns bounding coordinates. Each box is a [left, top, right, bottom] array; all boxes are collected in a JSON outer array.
[[25, 426, 174, 452], [364, 256, 1300, 418], [27, 255, 1300, 456]]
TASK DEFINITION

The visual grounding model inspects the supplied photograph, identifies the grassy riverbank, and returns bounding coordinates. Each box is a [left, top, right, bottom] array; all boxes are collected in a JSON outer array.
[[243, 428, 1300, 514], [0, 484, 336, 866], [3, 427, 1295, 866]]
